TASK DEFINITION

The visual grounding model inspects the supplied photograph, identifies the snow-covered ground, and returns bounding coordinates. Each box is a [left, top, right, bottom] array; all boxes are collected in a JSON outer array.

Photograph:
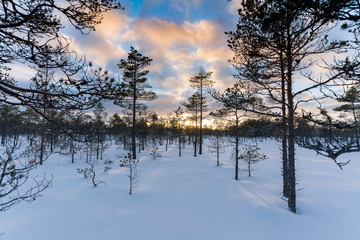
[[1, 138, 360, 240]]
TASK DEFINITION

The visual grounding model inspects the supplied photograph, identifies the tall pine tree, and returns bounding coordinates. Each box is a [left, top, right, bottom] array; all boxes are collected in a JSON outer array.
[[182, 92, 206, 157], [116, 47, 157, 159], [227, 0, 350, 213], [189, 66, 214, 155]]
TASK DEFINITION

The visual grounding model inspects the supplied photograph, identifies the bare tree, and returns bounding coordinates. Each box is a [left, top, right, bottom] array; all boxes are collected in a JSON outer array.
[[297, 136, 353, 170], [0, 139, 52, 212], [77, 160, 105, 187]]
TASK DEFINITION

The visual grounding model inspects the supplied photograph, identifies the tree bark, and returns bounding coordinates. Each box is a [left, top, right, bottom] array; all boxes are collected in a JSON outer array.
[[132, 88, 137, 159], [280, 50, 289, 198], [216, 135, 220, 166], [286, 47, 296, 213], [235, 109, 239, 180], [199, 76, 204, 155]]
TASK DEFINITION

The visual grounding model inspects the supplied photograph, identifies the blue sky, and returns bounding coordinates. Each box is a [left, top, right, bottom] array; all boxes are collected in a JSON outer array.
[[124, 0, 235, 23]]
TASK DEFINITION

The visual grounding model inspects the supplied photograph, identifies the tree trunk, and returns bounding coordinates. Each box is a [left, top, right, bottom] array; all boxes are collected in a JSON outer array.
[[235, 110, 240, 180], [352, 103, 359, 146], [71, 141, 75, 163], [89, 143, 93, 162], [194, 117, 198, 157], [282, 133, 289, 197], [132, 94, 137, 159], [50, 136, 54, 153], [199, 80, 203, 155], [86, 145, 89, 163], [216, 135, 220, 166], [286, 51, 296, 213], [100, 143, 103, 160], [280, 51, 289, 198], [96, 138, 100, 160], [178, 133, 181, 157], [129, 162, 133, 195], [39, 107, 46, 165], [235, 135, 239, 180], [287, 115, 296, 213]]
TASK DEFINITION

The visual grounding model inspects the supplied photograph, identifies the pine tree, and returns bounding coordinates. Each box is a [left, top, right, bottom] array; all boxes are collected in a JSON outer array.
[[238, 142, 268, 177], [31, 65, 54, 165], [334, 85, 360, 145], [207, 126, 227, 167], [182, 92, 206, 157], [92, 102, 108, 160], [227, 0, 350, 213], [174, 106, 184, 157], [211, 82, 258, 180], [120, 153, 140, 195], [189, 66, 214, 155], [116, 47, 157, 159]]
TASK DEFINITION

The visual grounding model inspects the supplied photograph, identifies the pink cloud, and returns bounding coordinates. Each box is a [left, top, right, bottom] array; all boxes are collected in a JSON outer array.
[[59, 10, 237, 115], [126, 18, 226, 49]]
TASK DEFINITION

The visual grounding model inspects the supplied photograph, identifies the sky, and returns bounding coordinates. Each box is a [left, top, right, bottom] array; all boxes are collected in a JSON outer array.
[[63, 0, 243, 116], [10, 0, 350, 119]]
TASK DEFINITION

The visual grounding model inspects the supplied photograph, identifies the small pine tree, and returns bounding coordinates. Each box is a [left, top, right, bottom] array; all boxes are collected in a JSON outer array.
[[207, 134, 227, 166], [174, 106, 184, 157], [238, 142, 268, 177], [120, 153, 140, 195], [149, 145, 161, 160]]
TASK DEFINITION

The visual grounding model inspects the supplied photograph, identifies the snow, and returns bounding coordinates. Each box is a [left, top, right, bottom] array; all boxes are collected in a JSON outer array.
[[1, 138, 360, 240]]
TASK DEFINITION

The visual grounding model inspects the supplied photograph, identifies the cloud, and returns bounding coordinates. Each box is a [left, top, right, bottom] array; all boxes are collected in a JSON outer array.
[[9, 62, 37, 85], [124, 18, 226, 50], [147, 92, 184, 115], [226, 0, 242, 15], [60, 6, 237, 115], [96, 11, 131, 40], [169, 0, 204, 19]]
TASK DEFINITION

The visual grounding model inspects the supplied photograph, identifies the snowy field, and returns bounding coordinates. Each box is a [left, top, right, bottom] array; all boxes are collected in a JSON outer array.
[[1, 138, 360, 240]]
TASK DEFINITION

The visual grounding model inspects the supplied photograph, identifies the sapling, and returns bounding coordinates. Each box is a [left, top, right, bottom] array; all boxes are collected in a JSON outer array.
[[149, 145, 162, 160], [207, 135, 227, 166], [238, 142, 268, 177], [120, 153, 140, 195]]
